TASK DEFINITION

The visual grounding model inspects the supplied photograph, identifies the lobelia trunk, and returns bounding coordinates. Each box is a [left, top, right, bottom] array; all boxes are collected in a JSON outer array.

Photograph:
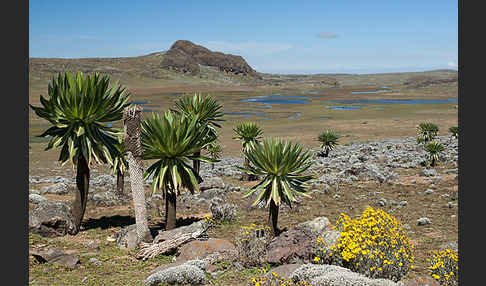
[[124, 106, 152, 243], [193, 150, 201, 176], [244, 157, 256, 181], [70, 154, 90, 235], [116, 169, 125, 198], [165, 191, 177, 230], [268, 200, 280, 237]]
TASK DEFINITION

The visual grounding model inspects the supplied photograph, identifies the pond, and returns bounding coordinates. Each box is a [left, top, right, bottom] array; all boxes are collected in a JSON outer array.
[[350, 89, 391, 95], [241, 94, 312, 104], [330, 98, 458, 105], [328, 105, 363, 110]]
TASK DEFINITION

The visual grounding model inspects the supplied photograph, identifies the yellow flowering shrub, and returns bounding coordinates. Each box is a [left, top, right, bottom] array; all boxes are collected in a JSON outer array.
[[314, 206, 414, 282], [427, 248, 458, 286], [202, 214, 215, 225], [249, 267, 311, 286], [236, 224, 271, 267]]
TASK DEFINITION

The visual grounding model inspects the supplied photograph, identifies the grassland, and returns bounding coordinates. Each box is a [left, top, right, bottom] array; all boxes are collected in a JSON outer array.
[[28, 52, 458, 285]]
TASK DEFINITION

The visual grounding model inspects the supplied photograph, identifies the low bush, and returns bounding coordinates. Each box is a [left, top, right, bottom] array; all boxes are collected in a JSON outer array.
[[313, 206, 414, 282], [427, 248, 458, 286], [236, 224, 271, 267]]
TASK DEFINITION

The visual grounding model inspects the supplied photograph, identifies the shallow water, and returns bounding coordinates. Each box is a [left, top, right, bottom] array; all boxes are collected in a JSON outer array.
[[331, 98, 457, 104], [224, 112, 266, 117], [350, 89, 391, 95], [241, 94, 312, 104], [328, 105, 363, 110]]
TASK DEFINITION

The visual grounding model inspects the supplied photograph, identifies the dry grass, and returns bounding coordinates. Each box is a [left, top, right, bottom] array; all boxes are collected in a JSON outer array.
[[28, 70, 457, 285]]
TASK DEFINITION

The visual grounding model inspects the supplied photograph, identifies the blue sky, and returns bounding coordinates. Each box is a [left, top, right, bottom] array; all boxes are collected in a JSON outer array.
[[29, 1, 458, 74]]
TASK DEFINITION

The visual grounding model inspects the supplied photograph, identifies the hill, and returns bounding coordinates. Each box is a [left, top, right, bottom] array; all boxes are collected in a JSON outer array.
[[29, 40, 458, 93]]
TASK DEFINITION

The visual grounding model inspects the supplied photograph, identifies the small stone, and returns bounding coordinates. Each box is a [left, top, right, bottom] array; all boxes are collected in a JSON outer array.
[[417, 217, 431, 226], [424, 189, 435, 195], [88, 258, 102, 266], [448, 202, 456, 208], [333, 194, 341, 199], [377, 198, 387, 207], [399, 201, 408, 207], [441, 194, 450, 199]]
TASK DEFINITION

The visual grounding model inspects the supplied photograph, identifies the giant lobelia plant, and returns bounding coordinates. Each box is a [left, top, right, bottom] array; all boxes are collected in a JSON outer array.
[[29, 72, 131, 234], [239, 137, 314, 237], [141, 111, 216, 230]]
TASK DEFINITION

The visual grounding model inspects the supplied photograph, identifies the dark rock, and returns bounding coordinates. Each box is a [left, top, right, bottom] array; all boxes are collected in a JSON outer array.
[[161, 40, 260, 78], [175, 238, 237, 264], [29, 200, 76, 237], [265, 217, 339, 265], [31, 248, 80, 269]]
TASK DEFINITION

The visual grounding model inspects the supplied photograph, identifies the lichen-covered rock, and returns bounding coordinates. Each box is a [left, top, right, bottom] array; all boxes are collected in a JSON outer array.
[[29, 200, 76, 237], [291, 264, 401, 286], [40, 182, 71, 195], [143, 259, 207, 286], [29, 194, 48, 204]]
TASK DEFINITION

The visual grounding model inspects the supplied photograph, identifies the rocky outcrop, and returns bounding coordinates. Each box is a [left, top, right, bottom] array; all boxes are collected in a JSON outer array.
[[30, 248, 80, 269], [29, 200, 76, 237], [161, 40, 259, 77], [403, 75, 457, 89], [265, 217, 339, 265]]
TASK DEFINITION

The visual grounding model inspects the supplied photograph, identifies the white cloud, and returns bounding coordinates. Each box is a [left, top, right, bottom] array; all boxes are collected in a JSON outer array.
[[447, 61, 458, 68], [317, 32, 338, 39], [202, 41, 293, 57]]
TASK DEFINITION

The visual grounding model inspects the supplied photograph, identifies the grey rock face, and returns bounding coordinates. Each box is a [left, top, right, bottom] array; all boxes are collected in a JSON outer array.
[[29, 200, 76, 237], [29, 194, 48, 204], [40, 182, 71, 195], [114, 224, 140, 250], [31, 248, 80, 269]]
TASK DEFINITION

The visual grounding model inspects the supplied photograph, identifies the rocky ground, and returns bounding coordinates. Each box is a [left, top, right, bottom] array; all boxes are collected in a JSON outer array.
[[28, 135, 458, 285]]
